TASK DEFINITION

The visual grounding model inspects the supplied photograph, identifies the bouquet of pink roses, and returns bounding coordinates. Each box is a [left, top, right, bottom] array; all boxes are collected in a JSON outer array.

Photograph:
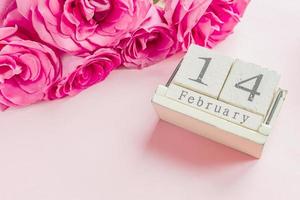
[[0, 0, 250, 110]]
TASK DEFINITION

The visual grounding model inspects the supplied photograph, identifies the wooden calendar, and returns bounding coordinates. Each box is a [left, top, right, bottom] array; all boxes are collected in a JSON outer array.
[[152, 44, 287, 158]]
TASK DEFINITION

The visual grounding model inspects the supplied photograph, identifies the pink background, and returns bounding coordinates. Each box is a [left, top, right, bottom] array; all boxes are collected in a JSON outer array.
[[0, 1, 300, 199]]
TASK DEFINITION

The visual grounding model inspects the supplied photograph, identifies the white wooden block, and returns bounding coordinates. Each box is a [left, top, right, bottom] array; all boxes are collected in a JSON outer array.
[[166, 84, 264, 131], [219, 60, 280, 115], [173, 44, 234, 98], [152, 85, 267, 158], [152, 85, 286, 158], [152, 44, 287, 158]]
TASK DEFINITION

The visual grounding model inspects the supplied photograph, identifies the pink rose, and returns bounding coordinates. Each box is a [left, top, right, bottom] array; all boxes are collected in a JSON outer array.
[[164, 0, 212, 50], [193, 0, 250, 48], [0, 26, 61, 110], [48, 48, 121, 99], [14, 0, 151, 55], [164, 0, 249, 50], [118, 6, 176, 69]]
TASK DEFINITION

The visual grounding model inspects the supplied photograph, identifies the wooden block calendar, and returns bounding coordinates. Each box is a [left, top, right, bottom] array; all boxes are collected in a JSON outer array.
[[152, 44, 287, 158]]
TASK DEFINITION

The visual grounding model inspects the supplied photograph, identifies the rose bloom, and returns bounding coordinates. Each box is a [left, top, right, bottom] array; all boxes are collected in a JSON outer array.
[[47, 48, 121, 99], [14, 0, 151, 55], [164, 0, 250, 50], [118, 6, 176, 69], [0, 26, 61, 110], [193, 0, 250, 48]]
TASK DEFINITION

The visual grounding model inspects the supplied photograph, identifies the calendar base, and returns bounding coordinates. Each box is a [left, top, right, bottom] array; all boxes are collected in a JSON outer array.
[[152, 85, 287, 158]]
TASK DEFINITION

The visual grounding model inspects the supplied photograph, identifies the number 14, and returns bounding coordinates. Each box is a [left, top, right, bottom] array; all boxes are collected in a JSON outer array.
[[190, 57, 263, 102]]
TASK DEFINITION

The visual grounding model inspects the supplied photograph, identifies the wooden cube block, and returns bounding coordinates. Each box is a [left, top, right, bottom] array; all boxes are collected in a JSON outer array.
[[219, 60, 280, 115], [152, 45, 287, 158], [173, 44, 234, 98]]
